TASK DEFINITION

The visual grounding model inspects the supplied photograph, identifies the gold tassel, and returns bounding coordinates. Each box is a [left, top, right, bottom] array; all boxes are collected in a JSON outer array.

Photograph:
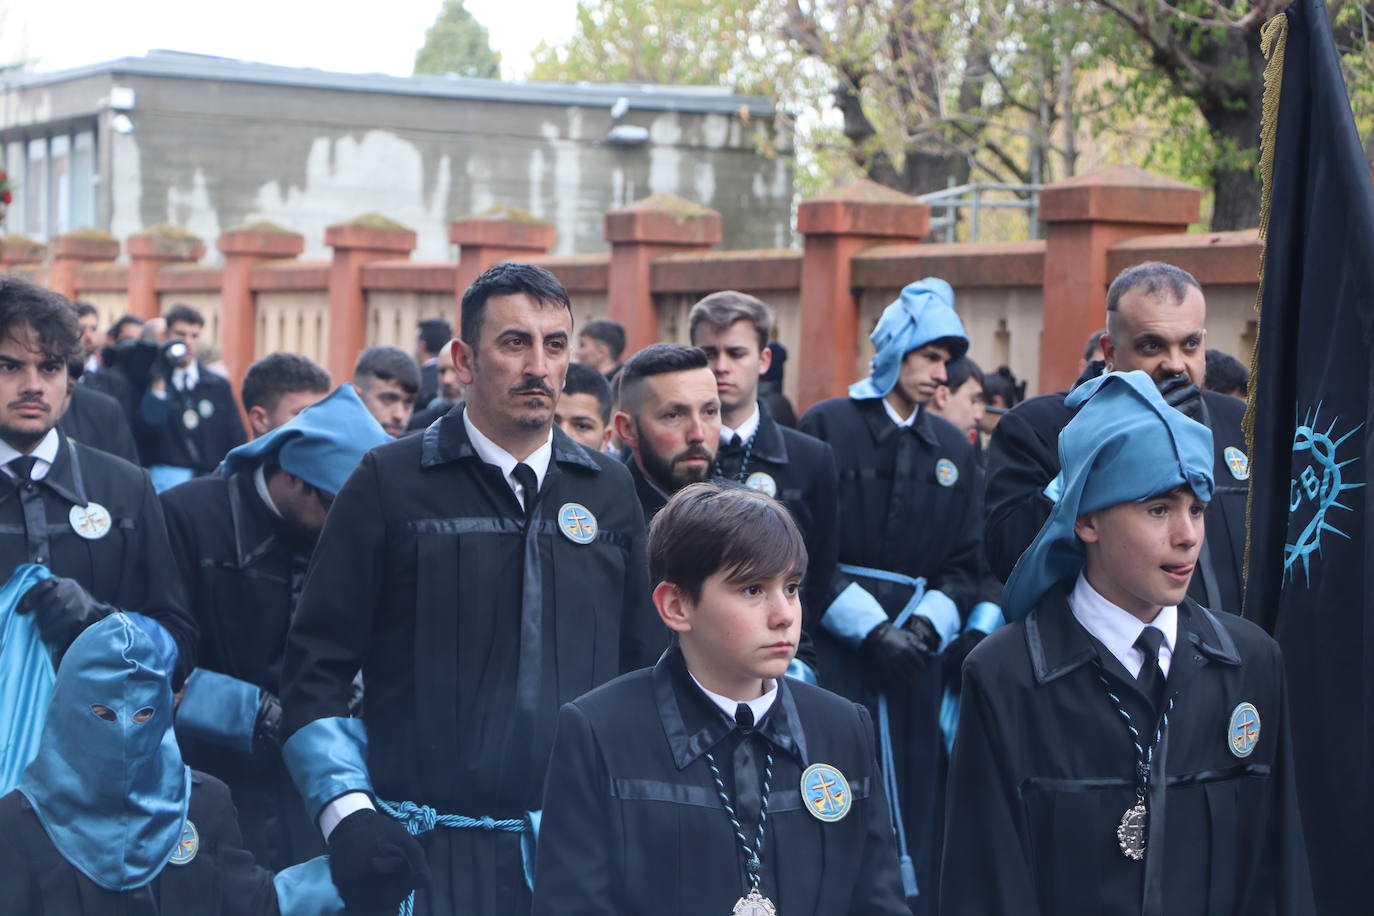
[[1242, 10, 1289, 592]]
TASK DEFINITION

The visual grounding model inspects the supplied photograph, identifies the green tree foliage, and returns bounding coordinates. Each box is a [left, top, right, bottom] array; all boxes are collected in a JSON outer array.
[[413, 0, 502, 79]]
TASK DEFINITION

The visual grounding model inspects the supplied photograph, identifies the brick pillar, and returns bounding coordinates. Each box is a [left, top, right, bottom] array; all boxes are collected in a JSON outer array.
[[127, 225, 205, 320], [451, 206, 556, 319], [47, 233, 119, 300], [605, 194, 721, 355], [1038, 164, 1202, 393], [0, 235, 46, 271], [219, 222, 305, 396], [325, 215, 416, 383], [796, 180, 931, 410]]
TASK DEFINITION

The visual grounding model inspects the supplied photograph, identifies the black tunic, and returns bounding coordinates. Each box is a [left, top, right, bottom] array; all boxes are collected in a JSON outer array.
[[624, 455, 669, 524], [0, 772, 280, 916], [532, 644, 909, 916], [406, 400, 457, 432], [941, 583, 1314, 915], [0, 432, 196, 684], [135, 366, 245, 473], [160, 472, 323, 871], [60, 385, 140, 465], [280, 406, 658, 915], [983, 389, 1249, 611]]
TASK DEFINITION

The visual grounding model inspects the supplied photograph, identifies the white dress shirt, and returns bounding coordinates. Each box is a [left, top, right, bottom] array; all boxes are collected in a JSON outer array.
[[0, 428, 60, 481], [882, 398, 919, 428], [462, 409, 552, 505], [720, 402, 761, 446], [690, 671, 779, 725], [1068, 572, 1176, 678], [172, 360, 200, 393]]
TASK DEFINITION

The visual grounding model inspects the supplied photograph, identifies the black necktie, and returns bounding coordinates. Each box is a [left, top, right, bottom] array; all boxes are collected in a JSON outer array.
[[9, 455, 37, 481], [1134, 626, 1167, 711], [729, 433, 743, 449], [733, 703, 762, 838], [512, 463, 538, 517]]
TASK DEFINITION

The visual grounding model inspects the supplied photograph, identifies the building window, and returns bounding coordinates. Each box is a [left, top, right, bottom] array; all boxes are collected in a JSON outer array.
[[1, 124, 98, 241]]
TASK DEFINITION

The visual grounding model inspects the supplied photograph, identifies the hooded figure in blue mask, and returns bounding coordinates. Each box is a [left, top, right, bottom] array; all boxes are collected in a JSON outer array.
[[0, 612, 345, 915], [797, 278, 982, 912], [160, 383, 389, 871], [942, 371, 1315, 915]]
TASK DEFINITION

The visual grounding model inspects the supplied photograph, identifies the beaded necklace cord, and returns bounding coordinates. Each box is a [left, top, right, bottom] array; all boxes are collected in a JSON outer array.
[[703, 745, 775, 894]]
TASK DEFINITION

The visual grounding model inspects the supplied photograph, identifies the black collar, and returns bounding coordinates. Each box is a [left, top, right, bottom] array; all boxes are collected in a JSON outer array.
[[652, 643, 808, 771], [747, 400, 789, 465], [227, 470, 305, 567], [1024, 579, 1243, 686], [625, 456, 669, 519], [419, 403, 601, 473], [853, 397, 939, 448], [2, 432, 89, 507]]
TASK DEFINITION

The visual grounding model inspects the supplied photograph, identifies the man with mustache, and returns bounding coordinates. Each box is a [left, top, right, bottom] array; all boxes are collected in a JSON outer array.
[[279, 263, 658, 916], [613, 343, 722, 524], [0, 275, 196, 688]]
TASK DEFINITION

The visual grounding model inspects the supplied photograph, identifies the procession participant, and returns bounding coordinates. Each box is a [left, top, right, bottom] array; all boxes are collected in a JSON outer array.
[[241, 352, 331, 438], [352, 346, 420, 438], [555, 362, 613, 452], [943, 370, 1314, 915]]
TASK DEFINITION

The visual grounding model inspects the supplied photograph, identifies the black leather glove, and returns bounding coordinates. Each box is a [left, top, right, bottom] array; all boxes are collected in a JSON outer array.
[[903, 615, 942, 655], [252, 690, 282, 756], [861, 621, 929, 692], [327, 809, 428, 913], [1156, 372, 1204, 420], [17, 577, 116, 656], [943, 630, 988, 687]]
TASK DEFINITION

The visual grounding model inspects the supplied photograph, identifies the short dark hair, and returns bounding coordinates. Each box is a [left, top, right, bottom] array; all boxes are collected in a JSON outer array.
[[1083, 328, 1107, 362], [982, 365, 1026, 408], [164, 303, 204, 328], [563, 361, 613, 423], [242, 352, 332, 412], [417, 318, 452, 357], [1204, 348, 1250, 397], [945, 356, 984, 393], [1106, 262, 1201, 313], [688, 291, 772, 352], [649, 480, 808, 603], [580, 318, 626, 361], [460, 262, 572, 347], [110, 314, 144, 340], [73, 301, 99, 320], [617, 343, 710, 415], [0, 275, 81, 363], [354, 346, 420, 395]]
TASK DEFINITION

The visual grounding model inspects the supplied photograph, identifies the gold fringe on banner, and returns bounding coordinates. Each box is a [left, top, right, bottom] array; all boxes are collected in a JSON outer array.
[[1242, 9, 1289, 588]]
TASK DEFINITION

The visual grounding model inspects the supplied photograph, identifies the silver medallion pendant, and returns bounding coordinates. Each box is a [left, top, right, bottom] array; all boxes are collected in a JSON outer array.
[[1117, 801, 1148, 860], [731, 888, 777, 916]]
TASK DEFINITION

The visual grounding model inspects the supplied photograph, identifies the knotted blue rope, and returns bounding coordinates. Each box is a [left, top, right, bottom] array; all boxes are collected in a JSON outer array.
[[703, 748, 775, 894], [377, 799, 529, 916]]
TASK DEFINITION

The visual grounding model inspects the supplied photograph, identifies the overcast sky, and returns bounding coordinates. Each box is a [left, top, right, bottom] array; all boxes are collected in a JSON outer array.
[[3, 0, 577, 79]]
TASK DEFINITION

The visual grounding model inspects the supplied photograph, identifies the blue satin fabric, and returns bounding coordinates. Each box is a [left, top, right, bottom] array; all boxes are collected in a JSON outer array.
[[176, 668, 260, 754], [149, 465, 195, 493], [18, 612, 190, 890], [282, 716, 373, 820], [1002, 371, 1215, 620], [220, 384, 390, 495], [849, 278, 970, 400], [939, 601, 1006, 754], [0, 564, 55, 795], [273, 855, 346, 915]]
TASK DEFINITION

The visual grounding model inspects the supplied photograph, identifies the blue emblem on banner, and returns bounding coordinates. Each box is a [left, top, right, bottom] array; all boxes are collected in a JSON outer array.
[[1285, 403, 1365, 586], [935, 458, 959, 487], [800, 763, 852, 823], [557, 503, 598, 544], [169, 819, 199, 865], [1224, 446, 1249, 481], [1228, 702, 1261, 758]]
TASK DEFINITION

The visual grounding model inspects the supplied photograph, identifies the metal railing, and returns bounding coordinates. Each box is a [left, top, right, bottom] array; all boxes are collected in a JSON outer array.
[[917, 182, 1042, 243]]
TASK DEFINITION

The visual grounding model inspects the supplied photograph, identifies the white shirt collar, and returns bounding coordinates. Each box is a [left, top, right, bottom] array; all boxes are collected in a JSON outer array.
[[254, 465, 284, 518], [0, 428, 60, 481], [720, 402, 761, 445], [172, 361, 200, 392], [882, 397, 918, 428], [462, 408, 553, 502], [1068, 572, 1176, 678], [689, 670, 779, 725]]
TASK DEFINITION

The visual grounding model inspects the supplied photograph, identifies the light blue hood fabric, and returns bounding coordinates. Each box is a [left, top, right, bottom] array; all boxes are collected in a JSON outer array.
[[849, 277, 970, 400], [219, 383, 390, 495], [17, 612, 191, 891], [1000, 370, 1215, 621], [0, 563, 55, 795]]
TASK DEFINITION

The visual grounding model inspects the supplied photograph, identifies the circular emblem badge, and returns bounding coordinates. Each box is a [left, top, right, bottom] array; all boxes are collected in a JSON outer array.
[[198, 399, 215, 419], [744, 471, 777, 497], [800, 762, 852, 823], [557, 502, 598, 545], [69, 502, 112, 540], [1228, 702, 1261, 758], [181, 408, 200, 430], [169, 819, 199, 866], [935, 458, 959, 487], [1224, 446, 1250, 481]]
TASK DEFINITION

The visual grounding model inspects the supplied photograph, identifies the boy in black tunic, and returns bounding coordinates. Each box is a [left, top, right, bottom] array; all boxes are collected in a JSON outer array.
[[941, 371, 1313, 915], [533, 481, 908, 916]]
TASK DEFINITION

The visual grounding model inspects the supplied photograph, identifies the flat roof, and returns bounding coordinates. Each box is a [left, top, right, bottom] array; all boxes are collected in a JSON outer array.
[[1, 50, 776, 118]]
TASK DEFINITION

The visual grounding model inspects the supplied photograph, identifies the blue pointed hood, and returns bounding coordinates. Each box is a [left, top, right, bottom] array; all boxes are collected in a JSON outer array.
[[1000, 370, 1215, 620], [219, 384, 390, 495], [17, 612, 190, 891], [849, 277, 969, 400]]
